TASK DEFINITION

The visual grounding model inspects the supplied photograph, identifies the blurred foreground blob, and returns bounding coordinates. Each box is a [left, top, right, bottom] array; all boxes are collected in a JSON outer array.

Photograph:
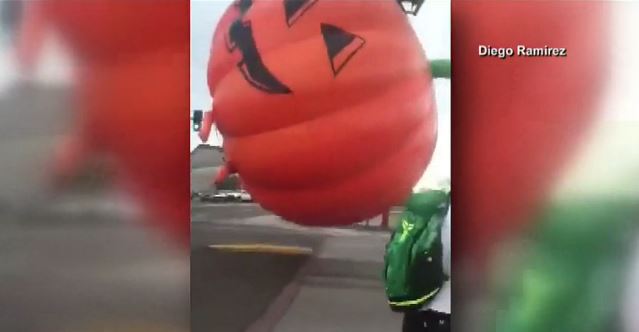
[[452, 0, 610, 266], [492, 198, 639, 332], [15, 0, 190, 245], [203, 0, 437, 226], [489, 119, 639, 330]]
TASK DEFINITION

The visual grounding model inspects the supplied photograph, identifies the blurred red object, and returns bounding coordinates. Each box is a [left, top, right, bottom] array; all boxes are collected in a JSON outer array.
[[16, 0, 190, 245], [452, 1, 610, 265], [22, 0, 188, 64]]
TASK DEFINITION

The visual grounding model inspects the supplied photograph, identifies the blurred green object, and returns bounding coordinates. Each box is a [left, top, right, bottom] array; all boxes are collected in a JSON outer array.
[[384, 189, 450, 311], [493, 198, 639, 332], [430, 59, 451, 79]]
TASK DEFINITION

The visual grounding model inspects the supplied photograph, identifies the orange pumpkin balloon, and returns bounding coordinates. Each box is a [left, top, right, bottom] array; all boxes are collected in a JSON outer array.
[[210, 0, 436, 226], [199, 0, 244, 143], [207, 0, 243, 95]]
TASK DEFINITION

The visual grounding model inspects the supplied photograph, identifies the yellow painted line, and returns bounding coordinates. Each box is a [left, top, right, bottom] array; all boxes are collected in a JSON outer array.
[[68, 321, 186, 332], [208, 243, 313, 255]]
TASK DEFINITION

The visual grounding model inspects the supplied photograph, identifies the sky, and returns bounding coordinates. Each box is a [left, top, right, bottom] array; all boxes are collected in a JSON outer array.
[[190, 0, 451, 190]]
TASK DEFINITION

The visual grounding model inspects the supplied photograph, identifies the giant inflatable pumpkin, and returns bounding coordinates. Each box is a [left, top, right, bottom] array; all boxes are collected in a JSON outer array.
[[17, 1, 190, 244], [198, 1, 243, 143], [452, 1, 609, 264], [207, 1, 243, 95], [209, 0, 436, 226]]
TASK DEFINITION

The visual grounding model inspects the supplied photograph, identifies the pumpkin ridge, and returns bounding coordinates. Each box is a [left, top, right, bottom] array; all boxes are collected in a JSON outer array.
[[219, 67, 430, 139], [224, 79, 434, 190], [242, 98, 436, 192], [244, 117, 436, 224]]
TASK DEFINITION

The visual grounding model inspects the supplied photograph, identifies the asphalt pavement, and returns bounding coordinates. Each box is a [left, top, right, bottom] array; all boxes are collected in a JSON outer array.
[[190, 149, 404, 331], [0, 195, 190, 332], [191, 203, 402, 332], [0, 84, 190, 332]]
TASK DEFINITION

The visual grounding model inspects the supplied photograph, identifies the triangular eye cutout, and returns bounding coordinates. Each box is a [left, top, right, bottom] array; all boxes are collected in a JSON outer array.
[[284, 0, 318, 27], [321, 23, 366, 77]]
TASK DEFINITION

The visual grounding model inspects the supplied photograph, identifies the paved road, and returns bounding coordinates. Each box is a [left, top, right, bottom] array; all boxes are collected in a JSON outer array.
[[191, 203, 322, 332], [0, 84, 71, 207], [192, 203, 272, 220], [191, 203, 402, 332], [192, 220, 322, 331], [0, 85, 190, 332], [0, 198, 190, 332]]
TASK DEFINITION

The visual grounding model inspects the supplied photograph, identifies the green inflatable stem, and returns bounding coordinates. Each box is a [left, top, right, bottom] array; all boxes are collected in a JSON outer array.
[[430, 59, 451, 79]]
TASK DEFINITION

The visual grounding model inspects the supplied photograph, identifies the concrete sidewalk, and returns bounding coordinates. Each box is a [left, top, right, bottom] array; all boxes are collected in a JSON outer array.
[[273, 233, 403, 332]]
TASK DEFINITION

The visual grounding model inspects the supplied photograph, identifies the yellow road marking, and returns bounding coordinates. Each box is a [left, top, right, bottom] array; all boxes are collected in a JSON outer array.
[[208, 244, 313, 255], [65, 322, 186, 332]]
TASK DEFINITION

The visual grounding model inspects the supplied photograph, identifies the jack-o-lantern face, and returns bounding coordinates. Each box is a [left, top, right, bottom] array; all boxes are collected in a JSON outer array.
[[210, 0, 436, 226], [207, 1, 243, 95]]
